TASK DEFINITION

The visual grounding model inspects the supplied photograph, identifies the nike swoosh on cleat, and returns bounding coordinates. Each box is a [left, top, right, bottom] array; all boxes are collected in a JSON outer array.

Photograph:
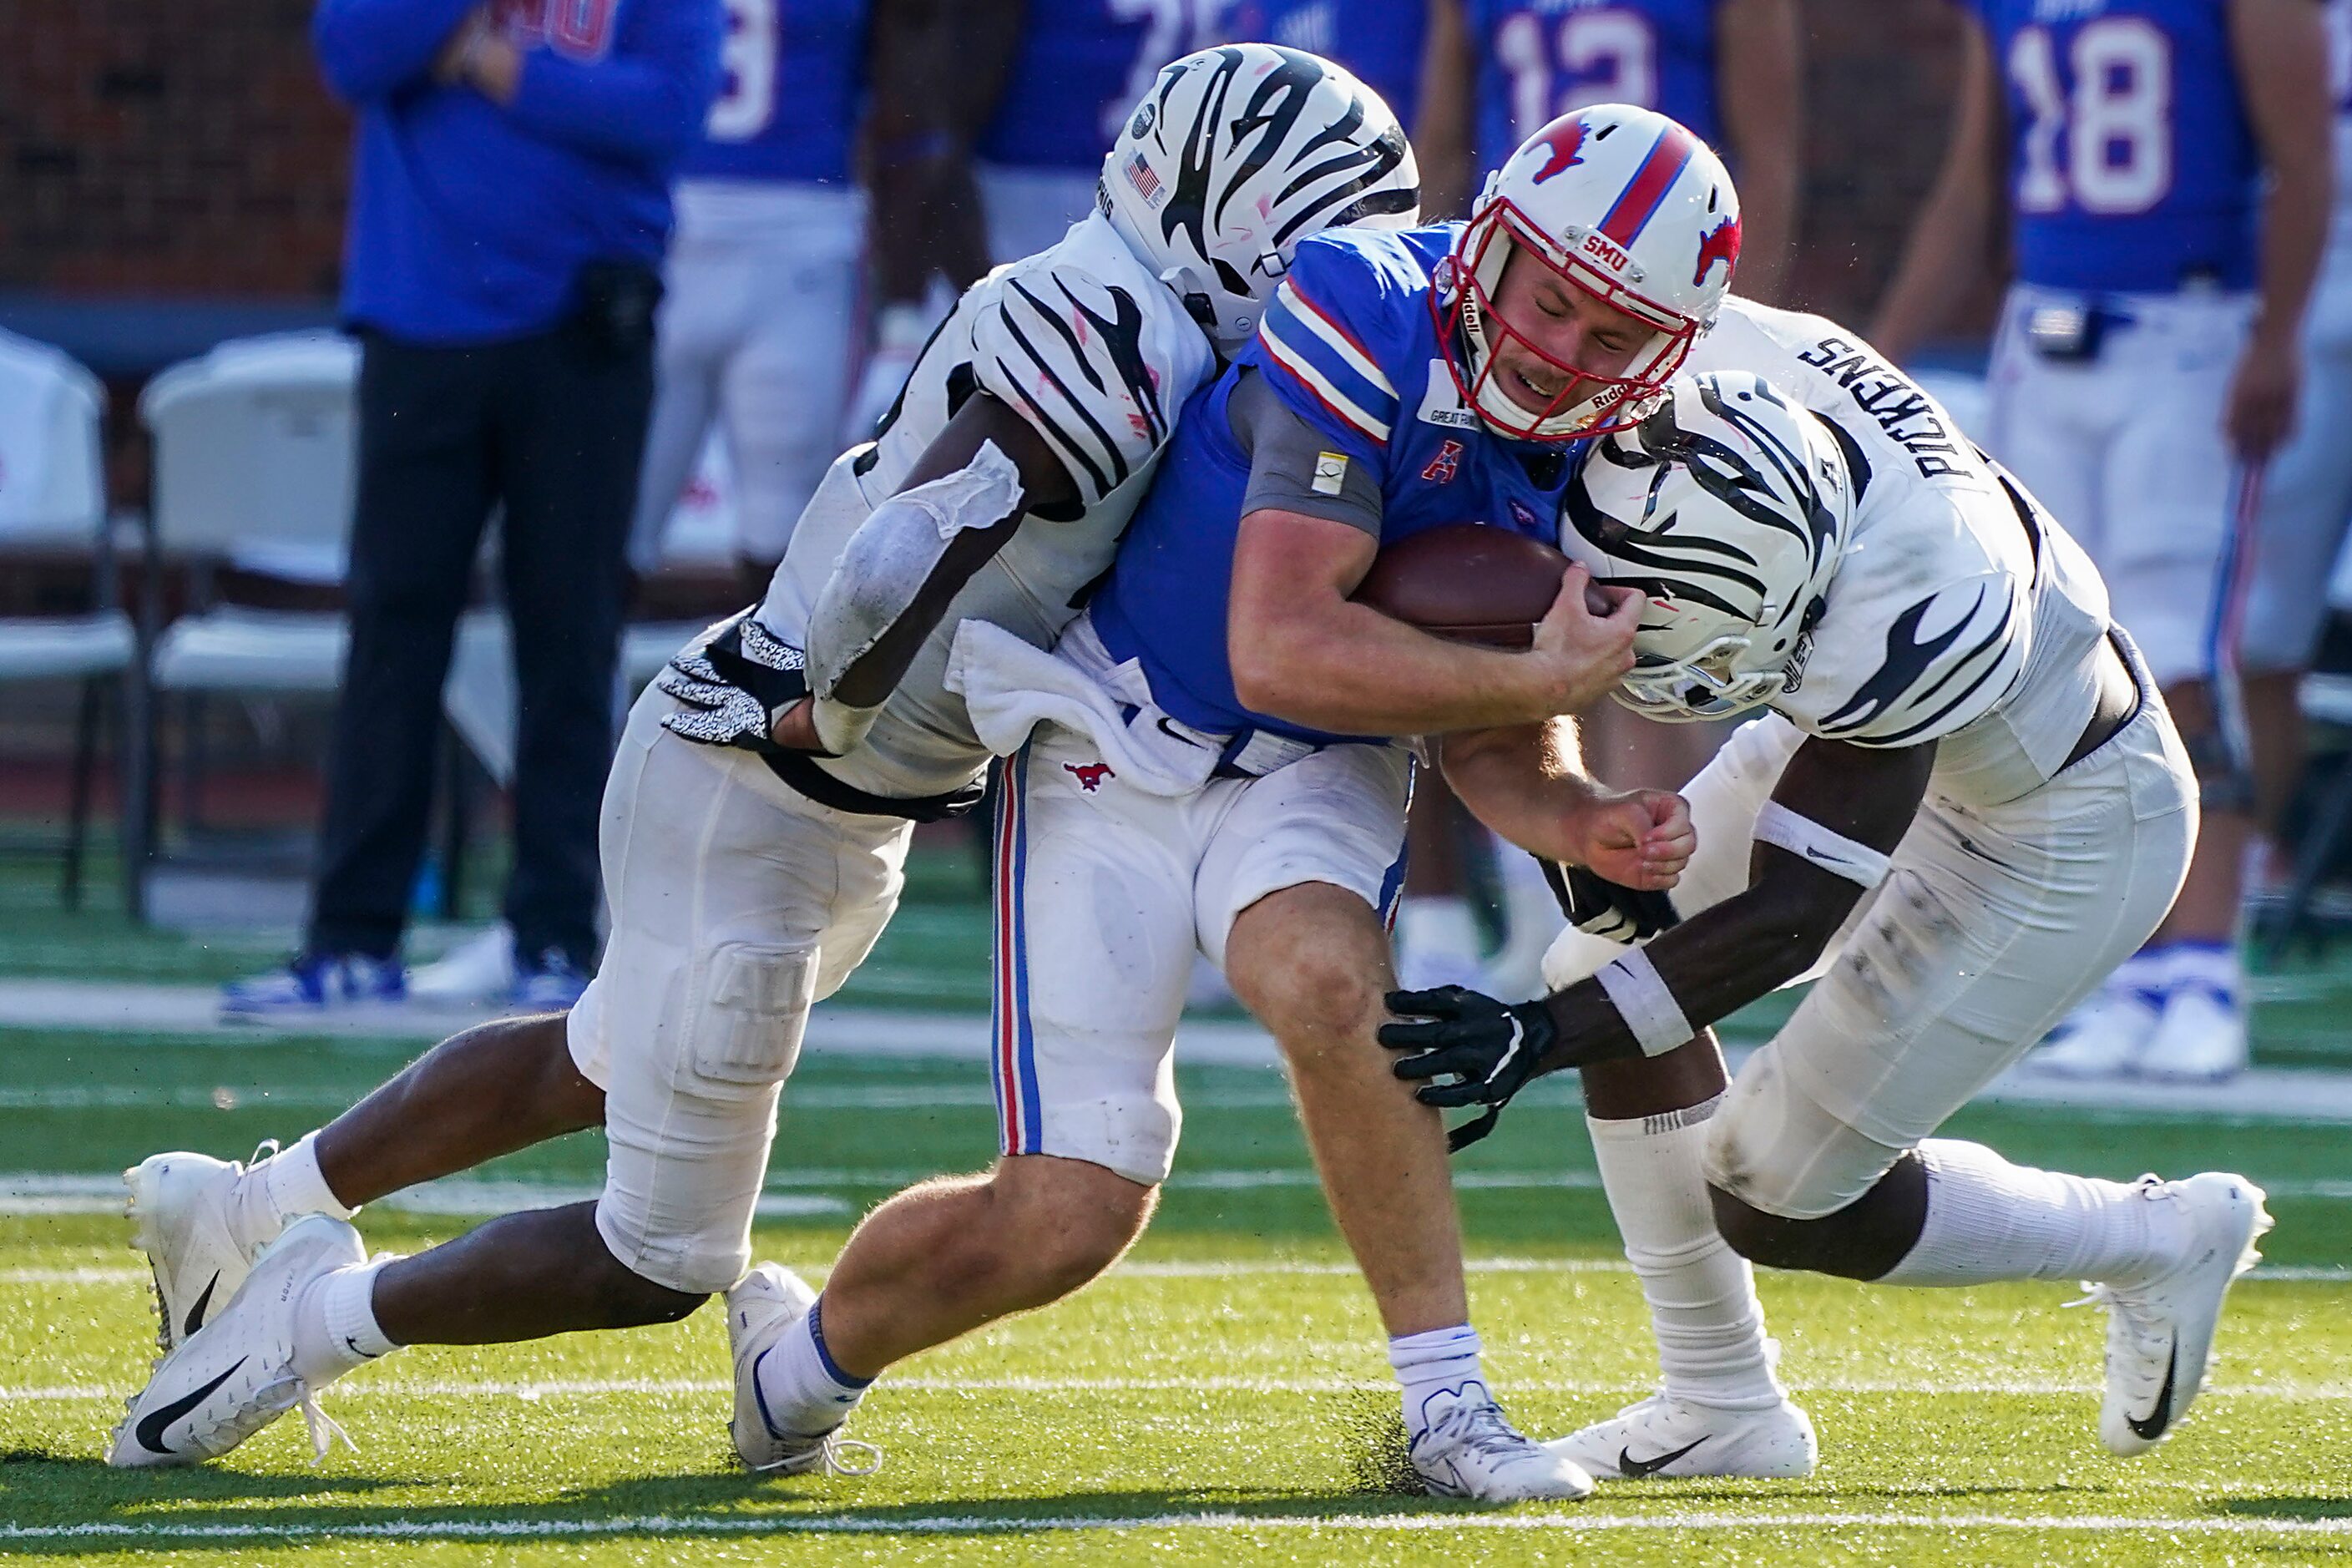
[[134, 1357, 249, 1455], [182, 1274, 219, 1340], [1619, 1437, 1707, 1478], [2127, 1342, 2178, 1441]]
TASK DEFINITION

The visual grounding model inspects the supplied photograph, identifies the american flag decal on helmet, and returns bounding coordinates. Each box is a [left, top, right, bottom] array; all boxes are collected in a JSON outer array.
[[1126, 151, 1163, 205]]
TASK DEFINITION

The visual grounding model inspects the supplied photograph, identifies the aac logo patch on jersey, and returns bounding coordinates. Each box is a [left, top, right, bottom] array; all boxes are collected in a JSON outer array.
[[1421, 439, 1464, 483], [1417, 364, 1481, 430], [1312, 452, 1350, 496]]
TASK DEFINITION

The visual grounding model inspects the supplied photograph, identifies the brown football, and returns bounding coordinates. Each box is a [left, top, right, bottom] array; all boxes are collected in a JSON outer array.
[[1350, 523, 1574, 649]]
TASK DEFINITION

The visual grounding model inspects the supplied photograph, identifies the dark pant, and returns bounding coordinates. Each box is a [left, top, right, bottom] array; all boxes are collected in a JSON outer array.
[[306, 321, 652, 967]]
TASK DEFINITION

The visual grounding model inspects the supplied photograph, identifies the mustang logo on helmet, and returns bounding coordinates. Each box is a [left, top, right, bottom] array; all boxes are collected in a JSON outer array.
[[1530, 115, 1591, 184], [1694, 214, 1742, 288]]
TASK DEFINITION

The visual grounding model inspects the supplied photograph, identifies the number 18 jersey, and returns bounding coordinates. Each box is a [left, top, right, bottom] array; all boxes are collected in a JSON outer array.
[[1962, 0, 2258, 294]]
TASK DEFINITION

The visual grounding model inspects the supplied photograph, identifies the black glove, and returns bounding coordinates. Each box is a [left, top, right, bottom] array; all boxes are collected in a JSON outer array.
[[1542, 860, 1682, 944], [657, 610, 824, 756], [1378, 985, 1558, 1152]]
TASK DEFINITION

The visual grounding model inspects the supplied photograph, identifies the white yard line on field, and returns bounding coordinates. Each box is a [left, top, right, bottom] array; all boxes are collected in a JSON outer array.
[[8, 1373, 2351, 1403], [0, 1510, 2348, 1542]]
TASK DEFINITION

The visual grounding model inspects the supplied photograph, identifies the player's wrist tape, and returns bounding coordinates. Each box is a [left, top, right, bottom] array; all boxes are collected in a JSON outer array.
[[1594, 948, 1695, 1057], [810, 693, 882, 756], [1753, 801, 1891, 890]]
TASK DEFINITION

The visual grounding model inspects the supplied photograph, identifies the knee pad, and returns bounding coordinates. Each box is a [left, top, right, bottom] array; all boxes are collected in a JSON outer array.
[[1700, 1050, 1906, 1222]]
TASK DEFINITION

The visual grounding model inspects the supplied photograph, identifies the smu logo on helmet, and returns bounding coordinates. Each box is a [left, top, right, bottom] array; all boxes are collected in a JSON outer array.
[[1530, 116, 1591, 184], [1694, 215, 1741, 287]]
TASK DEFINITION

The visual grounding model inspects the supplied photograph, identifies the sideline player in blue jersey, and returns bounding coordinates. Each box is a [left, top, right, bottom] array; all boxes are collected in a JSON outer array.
[[1230, 0, 1429, 129], [2245, 0, 2352, 927], [943, 103, 1738, 1499], [1414, 0, 1799, 300], [971, 0, 1245, 263], [1874, 0, 2331, 1082]]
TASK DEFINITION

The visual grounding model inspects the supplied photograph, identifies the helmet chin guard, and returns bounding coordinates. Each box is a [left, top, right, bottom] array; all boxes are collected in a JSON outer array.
[[1441, 105, 1740, 443]]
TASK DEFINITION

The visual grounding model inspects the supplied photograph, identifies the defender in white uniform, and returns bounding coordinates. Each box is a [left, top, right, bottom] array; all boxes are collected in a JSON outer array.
[[104, 47, 1416, 1478], [1382, 348, 2271, 1480]]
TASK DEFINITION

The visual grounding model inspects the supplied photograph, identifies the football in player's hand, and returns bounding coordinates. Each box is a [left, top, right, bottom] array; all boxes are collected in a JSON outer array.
[[1350, 523, 1577, 649]]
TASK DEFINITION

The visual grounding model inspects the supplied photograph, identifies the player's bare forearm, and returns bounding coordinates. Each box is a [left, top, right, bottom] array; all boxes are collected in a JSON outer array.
[[1229, 509, 1636, 735], [1869, 18, 2000, 361], [1715, 0, 1803, 306], [1443, 721, 1692, 890], [1532, 735, 1934, 1074], [2234, 0, 2332, 353]]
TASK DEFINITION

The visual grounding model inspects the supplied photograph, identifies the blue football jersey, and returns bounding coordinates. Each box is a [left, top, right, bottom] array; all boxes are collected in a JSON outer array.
[[679, 0, 865, 184], [1467, 0, 1720, 181], [1089, 225, 1572, 745], [1226, 0, 1430, 126], [978, 0, 1247, 172], [1962, 0, 2258, 292]]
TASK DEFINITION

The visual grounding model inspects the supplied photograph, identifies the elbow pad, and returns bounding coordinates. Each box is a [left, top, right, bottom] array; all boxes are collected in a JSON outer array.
[[805, 439, 1026, 721]]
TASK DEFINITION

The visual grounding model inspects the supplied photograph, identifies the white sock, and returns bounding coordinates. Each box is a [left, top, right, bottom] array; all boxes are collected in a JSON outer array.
[[291, 1257, 402, 1385], [1879, 1141, 2187, 1288], [248, 1133, 359, 1235], [1588, 1097, 1782, 1412], [1388, 1323, 1486, 1437], [751, 1295, 871, 1439]]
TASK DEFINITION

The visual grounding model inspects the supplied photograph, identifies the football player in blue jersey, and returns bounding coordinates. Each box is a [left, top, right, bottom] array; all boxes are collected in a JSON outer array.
[[933, 103, 1737, 1500], [1874, 0, 2333, 1081], [1402, 0, 1803, 997], [2244, 0, 2352, 934], [1414, 0, 1800, 300], [632, 0, 992, 589], [1229, 0, 1430, 129], [971, 0, 1247, 263]]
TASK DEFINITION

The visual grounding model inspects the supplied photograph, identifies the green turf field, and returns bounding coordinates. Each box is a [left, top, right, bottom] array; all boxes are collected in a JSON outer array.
[[2, 1022, 2349, 1565]]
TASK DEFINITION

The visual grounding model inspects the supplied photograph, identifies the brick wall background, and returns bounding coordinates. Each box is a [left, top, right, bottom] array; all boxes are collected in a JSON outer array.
[[0, 0, 1973, 329]]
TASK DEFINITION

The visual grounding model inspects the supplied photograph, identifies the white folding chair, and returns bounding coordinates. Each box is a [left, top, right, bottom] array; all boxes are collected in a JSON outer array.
[[132, 332, 499, 920], [0, 329, 129, 908]]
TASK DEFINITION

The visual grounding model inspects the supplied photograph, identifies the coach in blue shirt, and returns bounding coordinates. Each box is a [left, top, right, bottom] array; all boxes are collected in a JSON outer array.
[[225, 0, 721, 1017]]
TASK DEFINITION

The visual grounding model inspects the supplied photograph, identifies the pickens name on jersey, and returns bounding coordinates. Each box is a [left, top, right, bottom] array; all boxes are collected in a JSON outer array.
[[1687, 297, 2113, 802], [1792, 333, 1970, 481]]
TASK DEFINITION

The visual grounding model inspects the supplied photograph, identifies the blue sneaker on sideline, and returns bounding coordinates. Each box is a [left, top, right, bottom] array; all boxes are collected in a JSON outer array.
[[510, 948, 591, 1012], [220, 953, 407, 1019]]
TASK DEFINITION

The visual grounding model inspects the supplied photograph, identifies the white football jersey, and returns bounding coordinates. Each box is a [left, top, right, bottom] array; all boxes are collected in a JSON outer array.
[[1688, 300, 2113, 807], [756, 211, 1217, 800]]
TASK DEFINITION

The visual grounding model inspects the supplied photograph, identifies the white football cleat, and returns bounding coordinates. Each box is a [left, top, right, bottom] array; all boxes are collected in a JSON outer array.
[[2080, 1171, 2272, 1457], [107, 1214, 364, 1469], [726, 1263, 880, 1476], [2133, 986, 2249, 1084], [2031, 988, 2160, 1078], [1544, 1392, 1817, 1480], [125, 1147, 281, 1355], [1407, 1381, 1594, 1502]]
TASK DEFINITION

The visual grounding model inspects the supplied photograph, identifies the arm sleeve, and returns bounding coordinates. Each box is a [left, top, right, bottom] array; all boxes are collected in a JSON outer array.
[[311, 0, 476, 104], [969, 251, 1216, 507], [1231, 367, 1386, 534], [504, 0, 722, 164]]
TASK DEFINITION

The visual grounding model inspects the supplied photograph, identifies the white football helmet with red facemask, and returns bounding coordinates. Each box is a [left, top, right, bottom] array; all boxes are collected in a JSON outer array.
[[1441, 104, 1742, 443]]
